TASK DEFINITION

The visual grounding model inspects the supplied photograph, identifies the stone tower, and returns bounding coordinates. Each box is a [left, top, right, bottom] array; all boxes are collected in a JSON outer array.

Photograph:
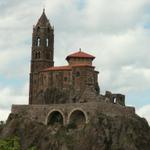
[[29, 9, 54, 104]]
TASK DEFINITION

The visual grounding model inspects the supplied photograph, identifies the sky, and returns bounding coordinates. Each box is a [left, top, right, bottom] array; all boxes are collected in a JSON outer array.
[[0, 0, 150, 125]]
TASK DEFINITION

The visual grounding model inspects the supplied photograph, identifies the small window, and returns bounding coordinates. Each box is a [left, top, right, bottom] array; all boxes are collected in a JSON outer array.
[[35, 52, 38, 59], [46, 38, 49, 47], [64, 77, 67, 82], [37, 37, 40, 47], [76, 71, 80, 77], [37, 26, 40, 32], [38, 52, 40, 58], [35, 51, 40, 59]]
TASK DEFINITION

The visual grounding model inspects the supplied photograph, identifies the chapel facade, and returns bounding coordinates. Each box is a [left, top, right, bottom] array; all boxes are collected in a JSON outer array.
[[29, 9, 100, 105]]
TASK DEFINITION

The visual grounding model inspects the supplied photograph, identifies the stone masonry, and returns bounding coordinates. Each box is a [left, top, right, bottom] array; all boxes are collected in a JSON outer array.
[[11, 10, 135, 128]]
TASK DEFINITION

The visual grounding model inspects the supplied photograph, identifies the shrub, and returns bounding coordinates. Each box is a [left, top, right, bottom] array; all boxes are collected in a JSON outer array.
[[0, 136, 20, 150]]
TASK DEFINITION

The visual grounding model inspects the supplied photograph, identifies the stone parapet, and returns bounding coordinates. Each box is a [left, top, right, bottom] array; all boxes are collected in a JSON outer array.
[[11, 101, 135, 125]]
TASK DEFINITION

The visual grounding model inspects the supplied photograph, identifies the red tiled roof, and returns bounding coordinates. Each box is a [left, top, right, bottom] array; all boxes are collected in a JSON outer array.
[[66, 51, 95, 60], [42, 64, 94, 72], [43, 66, 72, 71]]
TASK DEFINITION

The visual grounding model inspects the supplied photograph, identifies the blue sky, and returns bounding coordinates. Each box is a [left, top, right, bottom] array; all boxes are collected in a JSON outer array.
[[0, 0, 150, 124]]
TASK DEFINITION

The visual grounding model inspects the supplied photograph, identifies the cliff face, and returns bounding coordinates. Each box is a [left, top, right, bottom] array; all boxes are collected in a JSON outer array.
[[0, 113, 150, 150]]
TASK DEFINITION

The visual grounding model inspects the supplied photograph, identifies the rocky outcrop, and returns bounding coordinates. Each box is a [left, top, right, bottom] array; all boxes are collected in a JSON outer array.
[[0, 113, 150, 150]]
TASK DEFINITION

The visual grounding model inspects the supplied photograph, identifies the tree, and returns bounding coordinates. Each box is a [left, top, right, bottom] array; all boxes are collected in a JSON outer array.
[[0, 137, 20, 150]]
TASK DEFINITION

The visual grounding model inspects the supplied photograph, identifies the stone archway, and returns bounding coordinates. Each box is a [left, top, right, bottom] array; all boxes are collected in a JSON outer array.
[[68, 108, 88, 128], [46, 110, 65, 127]]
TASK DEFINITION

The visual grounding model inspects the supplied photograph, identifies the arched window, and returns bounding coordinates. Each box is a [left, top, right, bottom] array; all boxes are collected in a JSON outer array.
[[46, 38, 49, 47], [114, 97, 117, 104], [64, 77, 67, 82], [35, 51, 40, 59], [37, 37, 40, 47], [35, 52, 38, 59], [37, 26, 40, 32], [37, 51, 40, 58], [76, 71, 80, 77], [69, 110, 87, 129], [47, 111, 64, 126]]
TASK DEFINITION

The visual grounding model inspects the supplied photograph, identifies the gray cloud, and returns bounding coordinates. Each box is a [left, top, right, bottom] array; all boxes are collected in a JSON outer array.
[[137, 104, 150, 125]]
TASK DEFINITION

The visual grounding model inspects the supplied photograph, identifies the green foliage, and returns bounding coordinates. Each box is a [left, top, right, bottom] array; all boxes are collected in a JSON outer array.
[[0, 136, 20, 150], [0, 137, 37, 150], [28, 146, 37, 150]]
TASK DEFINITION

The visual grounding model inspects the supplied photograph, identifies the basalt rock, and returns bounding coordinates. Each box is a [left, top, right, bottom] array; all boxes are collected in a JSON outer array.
[[0, 113, 150, 150]]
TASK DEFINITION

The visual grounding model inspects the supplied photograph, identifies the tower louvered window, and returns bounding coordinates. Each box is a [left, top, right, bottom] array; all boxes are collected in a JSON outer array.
[[37, 37, 40, 47], [46, 38, 49, 47]]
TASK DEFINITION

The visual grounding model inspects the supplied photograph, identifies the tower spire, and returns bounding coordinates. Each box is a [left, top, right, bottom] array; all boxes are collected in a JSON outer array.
[[36, 9, 51, 27], [43, 8, 45, 13]]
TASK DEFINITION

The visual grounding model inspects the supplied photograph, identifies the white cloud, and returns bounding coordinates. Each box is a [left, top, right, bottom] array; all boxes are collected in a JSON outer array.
[[0, 83, 28, 110], [0, 109, 10, 121], [0, 82, 28, 121], [136, 105, 150, 125]]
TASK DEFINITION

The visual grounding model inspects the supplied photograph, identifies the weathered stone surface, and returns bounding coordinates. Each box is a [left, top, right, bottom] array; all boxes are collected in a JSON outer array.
[[0, 113, 149, 150], [11, 102, 135, 125]]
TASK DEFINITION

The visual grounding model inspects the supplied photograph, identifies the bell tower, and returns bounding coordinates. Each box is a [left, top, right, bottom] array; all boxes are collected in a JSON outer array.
[[29, 9, 54, 104], [31, 9, 54, 72]]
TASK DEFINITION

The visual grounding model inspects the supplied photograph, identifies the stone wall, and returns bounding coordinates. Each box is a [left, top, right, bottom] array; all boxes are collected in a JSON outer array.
[[11, 101, 135, 126]]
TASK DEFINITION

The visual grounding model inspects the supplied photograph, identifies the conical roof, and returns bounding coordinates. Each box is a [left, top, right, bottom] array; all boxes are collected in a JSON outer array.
[[36, 9, 51, 27], [66, 50, 95, 60]]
